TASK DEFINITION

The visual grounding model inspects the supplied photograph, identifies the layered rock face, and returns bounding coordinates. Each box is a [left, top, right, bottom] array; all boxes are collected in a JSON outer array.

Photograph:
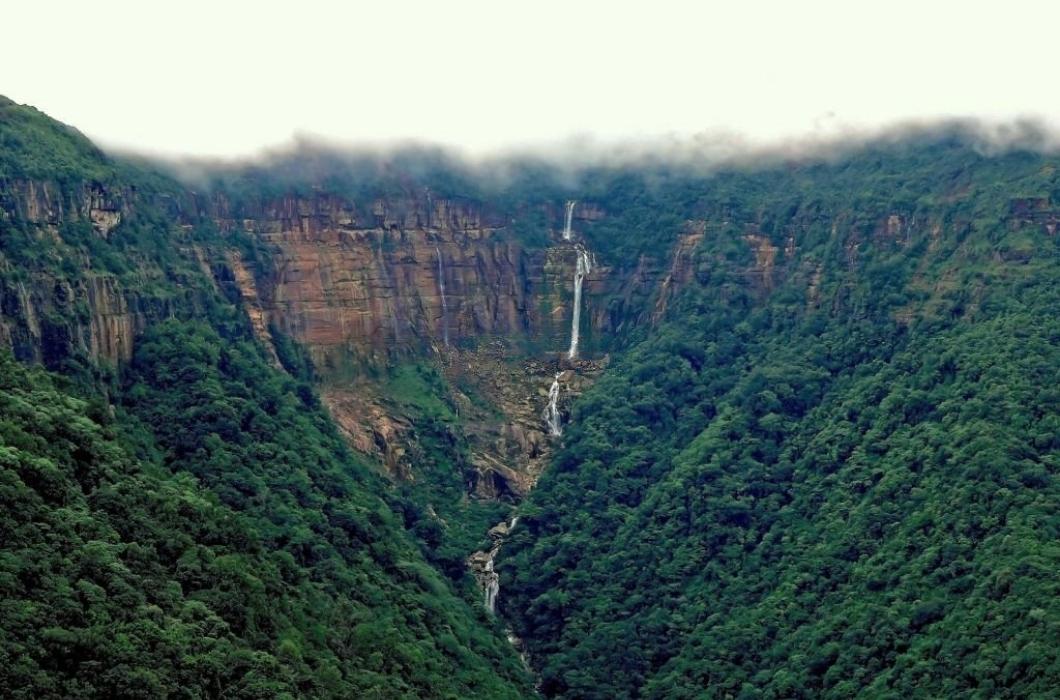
[[0, 179, 126, 238], [0, 177, 701, 373], [3, 176, 990, 374], [211, 193, 631, 370], [0, 180, 184, 366], [0, 275, 141, 364], [198, 193, 633, 495]]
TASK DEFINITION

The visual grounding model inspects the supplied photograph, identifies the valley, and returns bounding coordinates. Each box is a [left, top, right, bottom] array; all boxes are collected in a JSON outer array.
[[1, 96, 1058, 698]]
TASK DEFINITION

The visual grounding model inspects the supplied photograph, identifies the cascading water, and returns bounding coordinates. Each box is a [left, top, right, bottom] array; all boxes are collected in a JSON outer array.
[[563, 200, 576, 241], [567, 247, 592, 359], [475, 514, 520, 614], [435, 246, 450, 347], [483, 555, 500, 614], [543, 373, 563, 436]]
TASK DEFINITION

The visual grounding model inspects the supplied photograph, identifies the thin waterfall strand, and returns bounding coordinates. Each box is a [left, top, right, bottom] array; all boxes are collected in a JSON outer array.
[[563, 200, 576, 241], [483, 554, 500, 614], [543, 374, 563, 436], [435, 246, 450, 347], [567, 248, 592, 359], [479, 513, 521, 613], [486, 516, 521, 612]]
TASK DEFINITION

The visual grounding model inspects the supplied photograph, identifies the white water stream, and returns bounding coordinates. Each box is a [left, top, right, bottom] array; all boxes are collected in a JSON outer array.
[[567, 247, 592, 359], [483, 556, 500, 614], [543, 373, 563, 436], [562, 200, 576, 241], [479, 516, 520, 614]]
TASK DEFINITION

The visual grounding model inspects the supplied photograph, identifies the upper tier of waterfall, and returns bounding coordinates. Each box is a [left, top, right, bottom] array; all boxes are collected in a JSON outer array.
[[563, 200, 576, 241]]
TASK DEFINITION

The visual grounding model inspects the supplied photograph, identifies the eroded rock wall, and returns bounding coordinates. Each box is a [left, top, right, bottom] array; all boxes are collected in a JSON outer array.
[[210, 193, 633, 371]]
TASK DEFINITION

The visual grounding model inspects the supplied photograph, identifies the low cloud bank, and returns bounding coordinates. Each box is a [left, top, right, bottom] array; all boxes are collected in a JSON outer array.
[[129, 117, 1060, 195]]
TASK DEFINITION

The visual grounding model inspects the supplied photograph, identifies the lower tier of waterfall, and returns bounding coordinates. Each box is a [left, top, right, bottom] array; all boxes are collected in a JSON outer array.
[[543, 373, 563, 436], [469, 515, 520, 614]]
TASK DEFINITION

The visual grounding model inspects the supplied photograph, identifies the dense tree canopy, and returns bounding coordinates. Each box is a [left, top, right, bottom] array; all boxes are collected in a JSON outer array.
[[0, 326, 532, 698], [501, 226, 1060, 698]]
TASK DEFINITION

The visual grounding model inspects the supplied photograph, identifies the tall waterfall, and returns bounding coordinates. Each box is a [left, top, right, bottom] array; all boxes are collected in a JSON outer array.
[[567, 247, 592, 359], [563, 200, 576, 241], [543, 373, 563, 436], [435, 246, 450, 348]]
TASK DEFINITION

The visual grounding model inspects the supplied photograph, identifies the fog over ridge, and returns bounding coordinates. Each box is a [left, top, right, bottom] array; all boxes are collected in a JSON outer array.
[[123, 115, 1060, 196]]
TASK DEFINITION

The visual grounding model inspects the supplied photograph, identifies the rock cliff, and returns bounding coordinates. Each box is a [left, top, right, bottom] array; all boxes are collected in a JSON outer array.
[[0, 179, 203, 366], [208, 192, 625, 370], [4, 172, 979, 500]]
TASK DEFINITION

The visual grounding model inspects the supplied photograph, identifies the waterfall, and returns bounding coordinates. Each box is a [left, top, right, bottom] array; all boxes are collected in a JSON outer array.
[[543, 373, 563, 436], [473, 514, 521, 614], [484, 551, 500, 614], [559, 200, 594, 360], [435, 246, 450, 348], [567, 247, 592, 359], [563, 200, 576, 241]]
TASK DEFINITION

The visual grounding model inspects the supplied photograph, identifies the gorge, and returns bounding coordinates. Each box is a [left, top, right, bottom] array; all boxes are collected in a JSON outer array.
[[1, 96, 1058, 699]]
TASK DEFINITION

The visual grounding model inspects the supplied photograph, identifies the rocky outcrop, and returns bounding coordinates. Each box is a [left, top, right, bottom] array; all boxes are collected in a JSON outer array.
[[322, 388, 412, 478], [0, 272, 180, 366], [447, 347, 555, 498], [0, 179, 176, 365], [446, 346, 605, 498], [1008, 197, 1060, 236], [653, 222, 706, 321], [222, 250, 282, 367], [743, 232, 780, 292], [0, 179, 127, 238]]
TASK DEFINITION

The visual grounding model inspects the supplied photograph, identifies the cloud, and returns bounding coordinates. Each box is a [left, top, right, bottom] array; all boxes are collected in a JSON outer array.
[[134, 116, 1060, 197]]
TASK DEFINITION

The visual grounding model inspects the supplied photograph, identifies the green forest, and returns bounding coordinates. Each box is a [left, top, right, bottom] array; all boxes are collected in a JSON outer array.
[[502, 283, 1060, 698], [0, 324, 531, 698], [499, 131, 1060, 698], [1, 96, 1058, 698]]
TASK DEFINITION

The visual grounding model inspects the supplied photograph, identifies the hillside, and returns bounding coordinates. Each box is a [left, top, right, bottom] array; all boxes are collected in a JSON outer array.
[[498, 138, 1060, 697], [0, 98, 533, 699]]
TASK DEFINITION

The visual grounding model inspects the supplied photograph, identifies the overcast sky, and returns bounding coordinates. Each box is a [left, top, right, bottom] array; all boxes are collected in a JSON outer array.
[[5, 1, 1060, 158]]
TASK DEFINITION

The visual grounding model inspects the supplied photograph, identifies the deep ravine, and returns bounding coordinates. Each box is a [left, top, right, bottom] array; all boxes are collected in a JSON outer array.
[[466, 199, 601, 684]]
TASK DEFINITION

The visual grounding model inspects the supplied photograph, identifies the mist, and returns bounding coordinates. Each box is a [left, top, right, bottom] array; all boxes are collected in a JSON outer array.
[[128, 115, 1060, 201]]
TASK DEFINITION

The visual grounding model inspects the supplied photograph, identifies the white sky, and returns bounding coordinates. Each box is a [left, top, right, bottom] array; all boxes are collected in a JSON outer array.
[[5, 0, 1060, 158]]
